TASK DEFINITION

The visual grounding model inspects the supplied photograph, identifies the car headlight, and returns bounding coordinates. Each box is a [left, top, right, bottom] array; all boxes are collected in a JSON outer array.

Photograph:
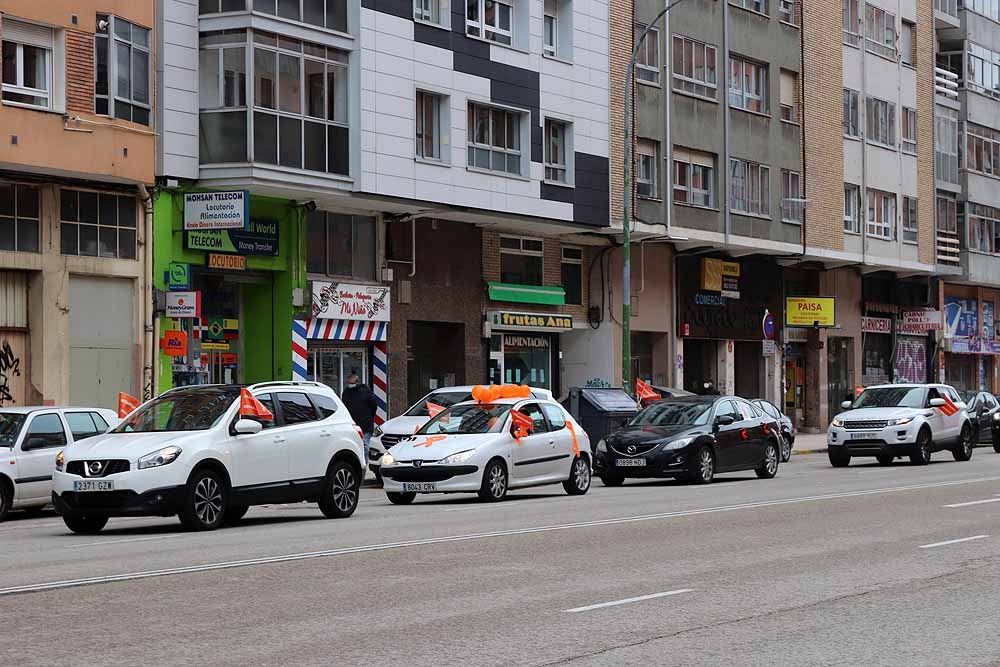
[[55, 450, 64, 472], [887, 417, 914, 426], [993, 413, 1000, 421], [662, 436, 693, 451], [380, 453, 395, 466], [831, 418, 844, 428], [439, 449, 476, 465], [373, 424, 383, 437], [138, 446, 182, 470], [597, 439, 607, 453]]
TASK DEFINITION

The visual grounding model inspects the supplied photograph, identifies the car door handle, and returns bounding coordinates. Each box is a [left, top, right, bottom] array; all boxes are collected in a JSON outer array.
[[319, 430, 332, 438], [273, 436, 287, 444], [548, 439, 556, 447]]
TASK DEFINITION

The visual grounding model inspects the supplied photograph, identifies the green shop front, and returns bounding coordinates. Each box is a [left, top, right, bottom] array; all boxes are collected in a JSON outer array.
[[153, 189, 305, 390]]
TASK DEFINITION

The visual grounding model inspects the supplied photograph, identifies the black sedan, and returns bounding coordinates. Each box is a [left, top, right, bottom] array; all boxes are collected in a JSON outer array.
[[751, 398, 795, 462], [594, 396, 783, 485], [962, 391, 1000, 449]]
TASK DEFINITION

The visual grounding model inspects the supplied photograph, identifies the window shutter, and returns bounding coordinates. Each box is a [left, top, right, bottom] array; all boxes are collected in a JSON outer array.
[[780, 70, 796, 107], [1, 18, 54, 49], [689, 150, 714, 168]]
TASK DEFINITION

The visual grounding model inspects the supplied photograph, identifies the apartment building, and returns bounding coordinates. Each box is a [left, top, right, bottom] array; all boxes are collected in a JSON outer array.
[[0, 1, 154, 408]]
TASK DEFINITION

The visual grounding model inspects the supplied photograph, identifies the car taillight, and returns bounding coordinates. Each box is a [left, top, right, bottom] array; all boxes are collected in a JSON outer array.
[[353, 425, 364, 442], [762, 422, 770, 435]]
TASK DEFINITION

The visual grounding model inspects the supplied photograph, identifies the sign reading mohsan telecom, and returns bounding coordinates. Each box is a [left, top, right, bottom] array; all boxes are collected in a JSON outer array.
[[184, 191, 249, 230], [489, 310, 574, 332], [785, 297, 836, 327]]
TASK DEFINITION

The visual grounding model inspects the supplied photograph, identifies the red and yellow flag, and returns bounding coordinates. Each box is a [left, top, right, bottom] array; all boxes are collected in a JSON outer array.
[[510, 410, 534, 442], [239, 388, 274, 421], [636, 378, 661, 404], [117, 392, 140, 418]]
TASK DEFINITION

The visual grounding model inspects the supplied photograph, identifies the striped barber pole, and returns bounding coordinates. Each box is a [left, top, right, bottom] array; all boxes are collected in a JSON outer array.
[[372, 343, 388, 425], [291, 319, 309, 381]]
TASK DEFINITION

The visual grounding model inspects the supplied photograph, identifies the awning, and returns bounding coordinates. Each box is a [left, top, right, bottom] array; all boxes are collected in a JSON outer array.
[[488, 282, 565, 306]]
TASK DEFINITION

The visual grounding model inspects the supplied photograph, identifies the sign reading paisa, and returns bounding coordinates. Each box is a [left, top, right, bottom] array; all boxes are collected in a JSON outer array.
[[184, 191, 249, 230]]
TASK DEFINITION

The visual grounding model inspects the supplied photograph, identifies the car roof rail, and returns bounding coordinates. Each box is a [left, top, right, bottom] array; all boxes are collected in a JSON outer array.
[[248, 381, 327, 390]]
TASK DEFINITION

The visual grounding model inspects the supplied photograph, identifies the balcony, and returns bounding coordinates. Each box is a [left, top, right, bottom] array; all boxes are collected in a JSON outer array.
[[936, 229, 961, 266], [935, 67, 959, 100]]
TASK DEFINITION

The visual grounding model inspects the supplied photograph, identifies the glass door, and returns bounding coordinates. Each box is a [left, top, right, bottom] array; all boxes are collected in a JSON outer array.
[[308, 347, 369, 395]]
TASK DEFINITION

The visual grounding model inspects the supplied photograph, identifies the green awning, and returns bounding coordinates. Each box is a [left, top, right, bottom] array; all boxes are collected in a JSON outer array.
[[488, 282, 565, 306]]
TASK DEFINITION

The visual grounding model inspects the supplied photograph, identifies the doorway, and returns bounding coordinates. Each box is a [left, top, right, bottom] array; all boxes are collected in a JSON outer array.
[[734, 341, 762, 398], [309, 346, 369, 395], [827, 336, 852, 424], [682, 339, 716, 393], [407, 321, 466, 405]]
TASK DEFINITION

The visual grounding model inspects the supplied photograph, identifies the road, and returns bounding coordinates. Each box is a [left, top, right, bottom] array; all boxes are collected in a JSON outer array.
[[4, 451, 1000, 666]]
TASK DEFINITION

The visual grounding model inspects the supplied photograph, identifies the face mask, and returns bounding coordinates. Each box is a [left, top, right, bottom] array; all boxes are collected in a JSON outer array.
[[347, 383, 358, 389]]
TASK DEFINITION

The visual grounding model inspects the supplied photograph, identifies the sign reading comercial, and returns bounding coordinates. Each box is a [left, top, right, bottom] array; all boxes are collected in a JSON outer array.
[[311, 282, 390, 322], [184, 191, 249, 230], [488, 311, 574, 332], [785, 297, 836, 327], [165, 291, 201, 319], [185, 219, 279, 256]]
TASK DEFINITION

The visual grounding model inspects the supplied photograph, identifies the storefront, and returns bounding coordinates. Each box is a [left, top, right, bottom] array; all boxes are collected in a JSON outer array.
[[942, 286, 998, 393], [861, 313, 893, 386], [486, 310, 573, 394], [895, 309, 937, 384]]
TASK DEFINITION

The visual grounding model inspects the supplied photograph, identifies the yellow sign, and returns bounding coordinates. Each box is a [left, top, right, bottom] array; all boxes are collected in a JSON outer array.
[[701, 258, 741, 295], [785, 297, 836, 327], [201, 341, 230, 351]]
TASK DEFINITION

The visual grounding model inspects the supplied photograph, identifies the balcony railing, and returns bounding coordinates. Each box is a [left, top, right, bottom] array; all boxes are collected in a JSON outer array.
[[935, 67, 959, 99], [935, 0, 958, 18], [937, 229, 961, 266]]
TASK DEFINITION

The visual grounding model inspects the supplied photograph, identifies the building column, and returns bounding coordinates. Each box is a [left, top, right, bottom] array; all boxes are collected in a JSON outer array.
[[718, 340, 735, 395]]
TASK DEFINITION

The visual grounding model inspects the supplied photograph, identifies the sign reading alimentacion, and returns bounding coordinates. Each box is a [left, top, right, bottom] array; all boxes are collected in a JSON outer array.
[[184, 191, 249, 230]]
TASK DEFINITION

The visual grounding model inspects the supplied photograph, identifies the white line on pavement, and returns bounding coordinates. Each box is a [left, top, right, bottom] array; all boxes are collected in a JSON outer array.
[[4, 474, 1000, 597], [563, 589, 693, 613], [918, 535, 989, 549], [65, 534, 183, 549], [943, 498, 1000, 508]]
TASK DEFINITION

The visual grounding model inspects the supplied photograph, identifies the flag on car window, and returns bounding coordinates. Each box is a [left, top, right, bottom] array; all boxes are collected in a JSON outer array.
[[118, 392, 140, 418], [426, 401, 446, 417], [240, 388, 274, 421], [510, 410, 534, 441], [636, 378, 661, 405], [939, 393, 959, 417]]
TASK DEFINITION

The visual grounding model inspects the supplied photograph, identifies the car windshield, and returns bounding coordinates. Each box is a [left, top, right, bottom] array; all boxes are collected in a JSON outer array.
[[418, 403, 514, 435], [852, 387, 925, 409], [405, 391, 473, 417], [629, 401, 713, 427], [115, 388, 240, 433], [0, 413, 26, 447]]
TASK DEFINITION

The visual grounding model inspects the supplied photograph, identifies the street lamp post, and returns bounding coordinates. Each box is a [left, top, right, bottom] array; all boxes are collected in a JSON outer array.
[[623, 0, 688, 396]]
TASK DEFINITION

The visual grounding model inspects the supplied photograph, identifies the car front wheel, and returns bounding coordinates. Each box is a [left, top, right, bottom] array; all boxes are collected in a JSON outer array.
[[0, 481, 11, 523], [478, 459, 508, 502], [563, 457, 591, 495], [319, 461, 360, 519], [386, 492, 416, 505], [910, 429, 932, 465], [686, 446, 715, 484], [756, 441, 779, 479], [829, 450, 851, 468], [64, 514, 109, 534], [179, 469, 227, 531], [599, 474, 624, 487]]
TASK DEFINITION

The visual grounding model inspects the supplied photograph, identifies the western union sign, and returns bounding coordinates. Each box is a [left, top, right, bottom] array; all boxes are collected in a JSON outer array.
[[489, 310, 574, 332]]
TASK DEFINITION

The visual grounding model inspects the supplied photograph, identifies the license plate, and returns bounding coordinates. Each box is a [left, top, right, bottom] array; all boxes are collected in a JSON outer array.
[[615, 458, 646, 467], [849, 432, 879, 440], [73, 480, 113, 492], [401, 482, 436, 492]]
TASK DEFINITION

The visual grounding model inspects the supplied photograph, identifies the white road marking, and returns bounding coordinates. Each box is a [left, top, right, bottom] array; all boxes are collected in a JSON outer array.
[[943, 498, 1000, 508], [856, 468, 904, 475], [65, 534, 183, 549], [918, 535, 989, 549], [563, 589, 693, 613], [4, 474, 1000, 597]]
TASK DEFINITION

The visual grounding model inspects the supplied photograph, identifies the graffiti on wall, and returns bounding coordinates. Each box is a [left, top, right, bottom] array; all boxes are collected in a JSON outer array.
[[0, 338, 22, 406]]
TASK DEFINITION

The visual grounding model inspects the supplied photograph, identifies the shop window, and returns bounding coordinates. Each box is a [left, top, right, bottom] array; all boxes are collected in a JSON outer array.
[[246, 0, 349, 32], [561, 246, 582, 305], [1, 19, 54, 110], [95, 15, 151, 125], [0, 183, 40, 253], [500, 235, 543, 285], [306, 211, 376, 280], [59, 189, 137, 259]]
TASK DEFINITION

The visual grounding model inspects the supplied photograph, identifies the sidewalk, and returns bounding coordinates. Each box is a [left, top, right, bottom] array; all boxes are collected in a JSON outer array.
[[791, 432, 828, 455]]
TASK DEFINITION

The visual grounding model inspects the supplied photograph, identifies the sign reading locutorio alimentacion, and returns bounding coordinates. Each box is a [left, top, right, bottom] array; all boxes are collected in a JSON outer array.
[[184, 191, 249, 230]]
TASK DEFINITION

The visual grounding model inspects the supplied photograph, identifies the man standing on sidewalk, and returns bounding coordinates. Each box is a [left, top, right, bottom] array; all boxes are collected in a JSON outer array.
[[342, 373, 377, 465]]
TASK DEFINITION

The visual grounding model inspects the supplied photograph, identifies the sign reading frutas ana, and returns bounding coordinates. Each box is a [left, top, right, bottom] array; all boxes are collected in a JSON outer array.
[[312, 282, 390, 322], [488, 310, 574, 331], [184, 191, 249, 230]]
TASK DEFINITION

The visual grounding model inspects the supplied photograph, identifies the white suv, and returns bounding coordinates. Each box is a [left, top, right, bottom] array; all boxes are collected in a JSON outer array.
[[52, 382, 364, 534], [827, 384, 974, 467]]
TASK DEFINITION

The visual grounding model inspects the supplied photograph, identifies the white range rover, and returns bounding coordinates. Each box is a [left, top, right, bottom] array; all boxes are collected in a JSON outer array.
[[52, 382, 365, 534], [827, 383, 975, 467]]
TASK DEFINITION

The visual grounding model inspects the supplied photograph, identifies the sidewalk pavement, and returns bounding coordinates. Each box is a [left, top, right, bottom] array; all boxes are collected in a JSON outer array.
[[791, 432, 828, 455]]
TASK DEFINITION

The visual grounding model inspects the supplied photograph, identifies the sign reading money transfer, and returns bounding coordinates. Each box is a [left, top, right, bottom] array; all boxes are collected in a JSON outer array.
[[184, 191, 249, 230]]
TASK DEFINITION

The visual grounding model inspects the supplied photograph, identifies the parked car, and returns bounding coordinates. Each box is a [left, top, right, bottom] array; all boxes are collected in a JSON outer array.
[[593, 396, 782, 485], [0, 406, 119, 521], [369, 385, 552, 481], [751, 399, 795, 462], [960, 391, 1000, 447], [51, 382, 364, 534], [380, 394, 590, 503], [827, 384, 974, 467]]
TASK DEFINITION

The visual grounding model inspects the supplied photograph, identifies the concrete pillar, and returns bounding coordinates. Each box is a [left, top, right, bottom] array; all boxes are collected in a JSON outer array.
[[675, 337, 684, 391], [718, 339, 735, 395]]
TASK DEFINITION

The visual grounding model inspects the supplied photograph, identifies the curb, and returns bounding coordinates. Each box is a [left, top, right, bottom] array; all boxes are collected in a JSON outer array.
[[791, 448, 828, 455]]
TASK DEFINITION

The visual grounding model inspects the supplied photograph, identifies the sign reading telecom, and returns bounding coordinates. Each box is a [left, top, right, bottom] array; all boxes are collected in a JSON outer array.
[[785, 297, 836, 327], [185, 219, 279, 256], [184, 191, 249, 230]]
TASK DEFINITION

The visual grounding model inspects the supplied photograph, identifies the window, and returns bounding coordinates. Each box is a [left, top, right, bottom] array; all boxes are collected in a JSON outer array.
[[965, 0, 1000, 22], [936, 106, 960, 184], [25, 414, 67, 449], [306, 211, 376, 279], [730, 158, 770, 216], [199, 42, 247, 110], [779, 69, 798, 122], [901, 107, 916, 154], [843, 0, 861, 45], [544, 118, 568, 183], [844, 183, 861, 233], [636, 138, 659, 199], [467, 102, 523, 175], [865, 96, 896, 147], [967, 123, 1000, 177], [781, 169, 802, 223], [541, 403, 566, 430], [91, 412, 109, 431], [415, 91, 443, 161], [66, 413, 102, 441], [250, 0, 348, 32], [518, 404, 550, 434], [0, 19, 53, 109], [634, 25, 659, 84], [0, 183, 39, 253], [200, 0, 253, 13], [415, 0, 442, 24], [673, 148, 715, 207], [500, 236, 544, 285], [95, 15, 151, 125], [730, 0, 768, 14], [901, 20, 915, 66], [561, 246, 582, 306], [902, 196, 917, 243], [965, 43, 1000, 98], [971, 203, 1000, 254], [544, 0, 557, 56], [937, 195, 957, 234], [277, 392, 318, 424], [843, 89, 860, 137], [728, 56, 768, 113], [467, 0, 513, 45], [242, 393, 277, 429], [866, 188, 895, 239], [60, 189, 137, 259], [672, 35, 717, 99], [864, 4, 896, 60], [309, 393, 338, 419], [779, 0, 796, 23]]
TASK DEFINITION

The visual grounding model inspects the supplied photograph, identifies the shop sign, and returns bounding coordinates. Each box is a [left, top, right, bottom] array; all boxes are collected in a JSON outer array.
[[201, 341, 230, 351], [207, 253, 246, 271], [762, 340, 776, 357], [503, 335, 550, 349], [185, 219, 279, 256], [184, 191, 249, 230], [220, 353, 238, 365], [488, 310, 574, 332], [785, 297, 836, 327], [861, 316, 892, 334], [165, 291, 201, 319], [161, 330, 188, 357], [312, 282, 390, 322], [168, 262, 190, 291], [944, 296, 978, 338], [898, 310, 941, 335], [701, 258, 741, 299]]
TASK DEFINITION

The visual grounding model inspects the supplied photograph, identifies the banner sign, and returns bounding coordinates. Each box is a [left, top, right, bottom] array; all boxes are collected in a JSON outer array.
[[785, 297, 836, 327], [161, 330, 188, 357], [168, 262, 190, 291], [898, 310, 941, 335], [207, 253, 246, 270], [185, 219, 279, 256], [701, 258, 741, 299], [311, 282, 391, 322], [165, 291, 201, 319], [184, 191, 249, 230], [944, 296, 978, 339], [488, 310, 574, 332], [862, 316, 892, 334]]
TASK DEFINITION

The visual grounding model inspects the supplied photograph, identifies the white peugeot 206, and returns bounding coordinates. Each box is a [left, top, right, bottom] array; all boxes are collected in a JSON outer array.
[[380, 387, 592, 503], [52, 382, 365, 534]]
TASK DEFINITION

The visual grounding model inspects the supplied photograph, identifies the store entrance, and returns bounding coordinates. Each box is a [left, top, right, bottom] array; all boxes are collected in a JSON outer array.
[[308, 346, 369, 396], [734, 341, 762, 398], [682, 339, 716, 394], [827, 337, 851, 424], [408, 321, 466, 405]]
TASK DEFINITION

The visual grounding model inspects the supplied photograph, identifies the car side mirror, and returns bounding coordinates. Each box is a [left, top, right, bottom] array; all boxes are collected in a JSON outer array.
[[928, 398, 946, 408], [715, 415, 735, 429], [233, 419, 263, 435], [22, 436, 48, 451], [841, 401, 853, 410]]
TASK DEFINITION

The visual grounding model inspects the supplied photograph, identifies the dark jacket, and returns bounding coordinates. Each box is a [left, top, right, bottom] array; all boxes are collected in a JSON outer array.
[[342, 383, 377, 433]]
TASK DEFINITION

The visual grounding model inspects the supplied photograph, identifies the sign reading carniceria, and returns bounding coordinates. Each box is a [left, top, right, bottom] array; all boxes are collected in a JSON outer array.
[[184, 190, 249, 230]]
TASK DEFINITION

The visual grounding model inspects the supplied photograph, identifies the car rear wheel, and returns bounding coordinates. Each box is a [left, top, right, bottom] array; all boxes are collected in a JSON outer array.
[[223, 505, 249, 524], [386, 492, 416, 505], [478, 459, 508, 502], [319, 461, 360, 519], [828, 450, 851, 468], [179, 470, 227, 531], [779, 437, 792, 463], [876, 455, 894, 466], [0, 481, 11, 523], [63, 514, 109, 534], [563, 457, 591, 495], [599, 474, 624, 487], [756, 441, 779, 479], [910, 429, 932, 465], [953, 425, 974, 462], [686, 446, 715, 484]]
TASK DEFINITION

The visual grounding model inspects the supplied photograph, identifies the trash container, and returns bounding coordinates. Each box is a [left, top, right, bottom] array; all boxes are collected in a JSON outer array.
[[563, 388, 640, 454]]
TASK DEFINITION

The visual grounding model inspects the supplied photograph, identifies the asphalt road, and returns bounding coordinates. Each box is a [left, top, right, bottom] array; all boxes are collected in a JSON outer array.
[[5, 451, 1000, 666]]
